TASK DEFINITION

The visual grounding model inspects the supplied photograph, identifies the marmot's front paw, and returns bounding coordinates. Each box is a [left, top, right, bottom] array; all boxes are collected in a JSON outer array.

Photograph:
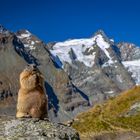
[[16, 112, 31, 118]]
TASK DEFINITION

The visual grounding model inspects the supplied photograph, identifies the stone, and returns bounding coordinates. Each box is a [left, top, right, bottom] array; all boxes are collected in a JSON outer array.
[[0, 117, 79, 140]]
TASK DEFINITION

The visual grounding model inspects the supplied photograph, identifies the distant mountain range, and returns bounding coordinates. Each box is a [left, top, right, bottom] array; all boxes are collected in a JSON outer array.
[[0, 25, 140, 122]]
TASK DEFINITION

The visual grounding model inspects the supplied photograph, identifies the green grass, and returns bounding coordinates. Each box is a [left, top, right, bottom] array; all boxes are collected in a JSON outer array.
[[72, 86, 140, 137]]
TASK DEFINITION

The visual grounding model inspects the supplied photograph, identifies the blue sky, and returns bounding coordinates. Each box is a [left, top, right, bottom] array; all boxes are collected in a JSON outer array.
[[1, 0, 140, 45]]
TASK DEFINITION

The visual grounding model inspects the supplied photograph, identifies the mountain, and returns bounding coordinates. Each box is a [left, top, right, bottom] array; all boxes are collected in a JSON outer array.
[[72, 86, 140, 139], [49, 30, 135, 106], [118, 42, 140, 85], [0, 25, 138, 122]]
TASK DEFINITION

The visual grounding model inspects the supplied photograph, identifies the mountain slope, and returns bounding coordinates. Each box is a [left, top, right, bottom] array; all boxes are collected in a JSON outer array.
[[72, 86, 140, 139], [0, 25, 139, 123], [0, 30, 28, 115], [0, 117, 79, 139]]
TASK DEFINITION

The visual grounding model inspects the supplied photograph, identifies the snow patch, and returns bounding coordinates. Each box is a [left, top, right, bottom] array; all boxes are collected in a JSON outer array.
[[17, 30, 36, 50], [110, 39, 114, 42], [102, 59, 115, 67], [105, 91, 114, 94], [35, 40, 40, 43], [31, 41, 35, 45], [122, 60, 140, 66], [17, 30, 31, 39], [24, 44, 35, 50]]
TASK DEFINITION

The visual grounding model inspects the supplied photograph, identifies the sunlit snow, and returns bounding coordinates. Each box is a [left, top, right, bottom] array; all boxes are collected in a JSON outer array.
[[50, 34, 113, 68]]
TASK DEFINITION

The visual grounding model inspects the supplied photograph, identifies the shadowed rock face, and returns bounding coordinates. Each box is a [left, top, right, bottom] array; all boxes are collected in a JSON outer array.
[[0, 26, 137, 122], [0, 117, 79, 140]]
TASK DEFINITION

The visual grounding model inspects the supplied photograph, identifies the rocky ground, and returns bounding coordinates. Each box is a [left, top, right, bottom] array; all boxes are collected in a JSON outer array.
[[0, 116, 79, 140]]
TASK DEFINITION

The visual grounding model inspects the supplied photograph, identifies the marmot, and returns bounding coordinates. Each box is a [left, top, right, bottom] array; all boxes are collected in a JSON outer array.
[[16, 65, 48, 119]]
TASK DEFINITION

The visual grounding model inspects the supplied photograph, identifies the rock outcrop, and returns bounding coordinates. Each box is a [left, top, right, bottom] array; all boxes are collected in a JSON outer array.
[[0, 117, 79, 140]]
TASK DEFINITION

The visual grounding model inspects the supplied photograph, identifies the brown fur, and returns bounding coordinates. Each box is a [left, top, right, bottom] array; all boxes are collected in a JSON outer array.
[[16, 65, 48, 119]]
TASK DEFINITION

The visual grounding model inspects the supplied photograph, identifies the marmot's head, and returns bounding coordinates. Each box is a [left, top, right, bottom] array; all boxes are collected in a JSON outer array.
[[20, 64, 44, 90]]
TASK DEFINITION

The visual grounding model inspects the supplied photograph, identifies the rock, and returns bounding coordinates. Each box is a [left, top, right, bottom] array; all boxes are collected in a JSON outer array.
[[117, 42, 140, 61], [0, 117, 79, 140]]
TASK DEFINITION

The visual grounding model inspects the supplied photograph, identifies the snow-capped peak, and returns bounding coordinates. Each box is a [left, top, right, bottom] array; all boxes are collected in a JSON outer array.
[[50, 32, 113, 68]]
